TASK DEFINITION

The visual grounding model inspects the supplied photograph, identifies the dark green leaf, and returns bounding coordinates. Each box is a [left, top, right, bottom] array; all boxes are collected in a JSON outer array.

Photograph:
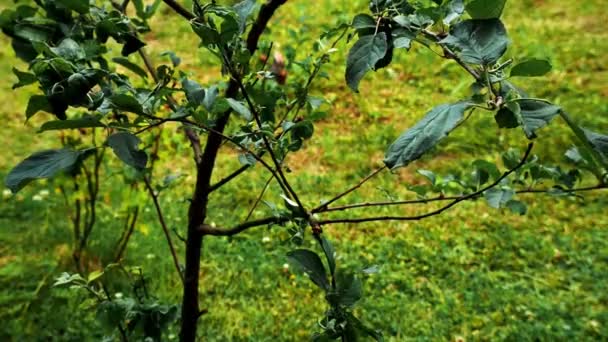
[[287, 249, 329, 291], [320, 236, 336, 276], [510, 59, 552, 77], [26, 95, 53, 119], [5, 149, 85, 193], [515, 99, 561, 139], [109, 94, 145, 115], [39, 116, 106, 132], [466, 0, 507, 19], [57, 0, 90, 14], [345, 33, 388, 92], [120, 34, 145, 56], [440, 19, 509, 65], [12, 67, 37, 89], [336, 272, 362, 307], [384, 102, 472, 169], [112, 57, 148, 79], [106, 132, 148, 170], [495, 107, 519, 128], [352, 13, 376, 35]]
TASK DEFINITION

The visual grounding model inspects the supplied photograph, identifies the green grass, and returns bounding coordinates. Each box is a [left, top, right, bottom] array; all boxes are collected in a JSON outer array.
[[1, 0, 607, 341]]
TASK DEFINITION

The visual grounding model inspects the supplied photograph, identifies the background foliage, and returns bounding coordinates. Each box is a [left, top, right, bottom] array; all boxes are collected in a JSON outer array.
[[0, 0, 607, 340]]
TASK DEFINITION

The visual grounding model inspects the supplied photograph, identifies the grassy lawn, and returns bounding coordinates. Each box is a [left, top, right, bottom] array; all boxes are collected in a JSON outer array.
[[1, 0, 607, 340]]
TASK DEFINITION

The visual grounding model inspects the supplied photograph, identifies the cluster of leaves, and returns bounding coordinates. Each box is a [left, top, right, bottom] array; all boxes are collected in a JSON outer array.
[[54, 265, 178, 341], [346, 0, 608, 180], [288, 237, 383, 341]]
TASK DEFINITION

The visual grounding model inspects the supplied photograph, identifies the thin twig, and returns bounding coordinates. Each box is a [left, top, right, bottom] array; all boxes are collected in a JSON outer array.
[[316, 143, 534, 225], [143, 178, 184, 283], [245, 175, 274, 221], [199, 216, 289, 237], [311, 166, 387, 213]]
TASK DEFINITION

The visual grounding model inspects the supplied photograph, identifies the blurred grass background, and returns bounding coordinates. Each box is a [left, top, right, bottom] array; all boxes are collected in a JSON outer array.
[[0, 0, 607, 340]]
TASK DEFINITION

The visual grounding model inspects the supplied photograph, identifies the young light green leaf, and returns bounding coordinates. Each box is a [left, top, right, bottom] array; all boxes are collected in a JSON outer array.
[[510, 59, 552, 77], [287, 249, 329, 291], [106, 132, 148, 170], [465, 0, 507, 19], [226, 98, 252, 121], [5, 149, 86, 193], [345, 32, 388, 92], [440, 19, 509, 65], [515, 99, 561, 139], [384, 102, 473, 170]]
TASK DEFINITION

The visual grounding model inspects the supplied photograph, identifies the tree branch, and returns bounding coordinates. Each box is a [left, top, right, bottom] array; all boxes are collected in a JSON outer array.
[[162, 0, 195, 20], [317, 143, 535, 225]]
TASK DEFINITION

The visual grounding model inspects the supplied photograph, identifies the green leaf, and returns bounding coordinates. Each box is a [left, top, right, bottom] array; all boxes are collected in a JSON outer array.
[[57, 0, 90, 14], [233, 0, 257, 32], [226, 98, 252, 121], [506, 200, 527, 215], [384, 102, 472, 170], [465, 0, 507, 19], [109, 94, 145, 115], [287, 249, 329, 291], [87, 270, 104, 283], [440, 19, 509, 65], [514, 99, 561, 139], [106, 132, 148, 170], [484, 187, 515, 208], [182, 79, 206, 107], [50, 38, 85, 61], [417, 169, 437, 185], [495, 106, 519, 128], [352, 13, 376, 35], [345, 33, 388, 92], [160, 51, 181, 67], [510, 59, 552, 77], [12, 67, 36, 89], [320, 236, 336, 276], [112, 57, 148, 79], [336, 272, 363, 307], [26, 95, 53, 119], [582, 128, 608, 161], [444, 0, 465, 24], [5, 149, 85, 193], [39, 116, 106, 132], [120, 34, 145, 56]]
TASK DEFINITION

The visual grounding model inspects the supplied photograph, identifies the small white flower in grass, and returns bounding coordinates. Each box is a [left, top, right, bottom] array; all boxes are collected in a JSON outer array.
[[38, 189, 50, 197], [32, 194, 43, 201], [282, 263, 289, 270], [114, 292, 123, 299], [146, 253, 155, 259], [262, 236, 271, 243], [2, 189, 12, 199]]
